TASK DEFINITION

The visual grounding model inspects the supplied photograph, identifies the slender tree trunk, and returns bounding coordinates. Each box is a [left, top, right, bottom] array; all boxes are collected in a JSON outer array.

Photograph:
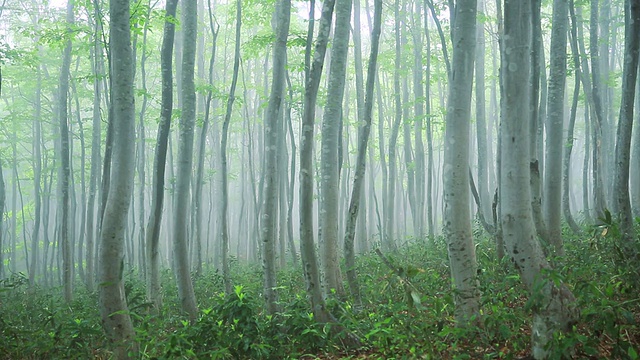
[[614, 0, 640, 251], [145, 0, 178, 311], [173, 0, 199, 321], [193, 3, 218, 278], [320, 0, 351, 298], [529, 0, 549, 244], [474, 0, 491, 226], [564, 0, 583, 234], [501, 2, 578, 358], [385, 0, 403, 252], [424, 1, 435, 238], [590, 0, 608, 219], [98, 0, 138, 354], [343, 0, 382, 309], [300, 0, 337, 324], [632, 66, 640, 218], [0, 160, 4, 280], [443, 0, 480, 326], [58, 0, 74, 303], [411, 0, 425, 240], [220, 0, 241, 296], [544, 0, 569, 255], [30, 49, 43, 287]]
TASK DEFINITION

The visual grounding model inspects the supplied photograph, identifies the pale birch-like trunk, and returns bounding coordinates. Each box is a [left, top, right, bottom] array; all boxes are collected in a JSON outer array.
[[344, 0, 382, 308], [145, 0, 178, 311], [320, 0, 351, 298], [300, 0, 337, 324], [98, 0, 138, 354], [614, 0, 639, 250], [58, 0, 74, 302], [220, 0, 241, 296], [261, 0, 288, 313], [173, 0, 199, 321], [443, 0, 480, 326], [0, 159, 4, 280], [543, 0, 568, 255], [501, 2, 578, 358]]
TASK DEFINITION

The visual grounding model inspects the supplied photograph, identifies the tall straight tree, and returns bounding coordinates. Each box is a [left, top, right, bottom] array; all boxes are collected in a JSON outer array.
[[343, 0, 382, 307], [442, 0, 480, 326], [220, 0, 242, 296], [614, 0, 640, 250], [501, 0, 577, 357], [145, 0, 178, 311], [0, 159, 4, 280], [98, 0, 138, 354], [300, 0, 336, 324], [172, 0, 199, 321], [57, 0, 74, 302], [543, 0, 568, 256], [320, 0, 352, 297], [261, 0, 290, 314]]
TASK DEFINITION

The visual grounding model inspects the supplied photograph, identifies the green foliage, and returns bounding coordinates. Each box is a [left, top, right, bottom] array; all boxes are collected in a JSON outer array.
[[1, 228, 639, 359]]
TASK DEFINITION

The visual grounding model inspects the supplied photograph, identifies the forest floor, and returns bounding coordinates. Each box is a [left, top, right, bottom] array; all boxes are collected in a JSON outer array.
[[1, 223, 639, 359]]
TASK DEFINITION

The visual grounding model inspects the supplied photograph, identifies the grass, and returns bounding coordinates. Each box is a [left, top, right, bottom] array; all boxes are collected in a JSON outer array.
[[0, 223, 638, 359]]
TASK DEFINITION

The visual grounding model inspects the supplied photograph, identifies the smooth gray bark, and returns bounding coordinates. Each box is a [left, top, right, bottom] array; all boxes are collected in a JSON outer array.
[[344, 0, 382, 309], [145, 0, 178, 311], [58, 0, 74, 303], [98, 0, 138, 354], [614, 0, 639, 250], [544, 0, 568, 255], [220, 0, 241, 296], [320, 0, 351, 298], [300, 0, 336, 324], [501, 2, 578, 358], [173, 0, 199, 321], [443, 0, 480, 326]]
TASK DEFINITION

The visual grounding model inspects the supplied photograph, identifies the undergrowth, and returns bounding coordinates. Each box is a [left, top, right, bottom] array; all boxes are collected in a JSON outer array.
[[0, 223, 638, 359]]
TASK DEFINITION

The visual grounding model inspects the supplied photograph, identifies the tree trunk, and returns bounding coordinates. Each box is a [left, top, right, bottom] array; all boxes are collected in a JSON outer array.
[[0, 159, 4, 280], [590, 0, 608, 219], [220, 0, 241, 296], [145, 0, 178, 311], [424, 1, 435, 238], [564, 0, 583, 235], [443, 0, 480, 326], [58, 0, 74, 303], [300, 0, 337, 324], [343, 0, 382, 309], [544, 0, 569, 255], [475, 0, 491, 226], [614, 0, 639, 251], [385, 0, 403, 252], [529, 0, 549, 244], [173, 0, 199, 321], [98, 0, 138, 354], [412, 0, 425, 240], [320, 0, 351, 298], [501, 2, 578, 358]]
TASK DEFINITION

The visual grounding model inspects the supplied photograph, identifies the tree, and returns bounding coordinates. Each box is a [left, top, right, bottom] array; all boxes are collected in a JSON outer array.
[[300, 0, 336, 324], [614, 0, 640, 251], [0, 159, 4, 280], [172, 0, 199, 322], [343, 0, 383, 308], [544, 0, 569, 256], [501, 1, 578, 357], [442, 0, 480, 326], [98, 0, 138, 354], [57, 0, 74, 302], [320, 0, 352, 298], [261, 0, 290, 313], [220, 0, 242, 296], [145, 0, 178, 311]]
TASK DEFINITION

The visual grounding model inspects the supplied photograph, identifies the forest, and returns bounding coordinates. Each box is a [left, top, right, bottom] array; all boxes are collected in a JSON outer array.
[[0, 0, 639, 358]]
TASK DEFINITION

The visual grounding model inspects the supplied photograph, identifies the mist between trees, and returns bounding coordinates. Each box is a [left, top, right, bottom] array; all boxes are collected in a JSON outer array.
[[0, 0, 639, 358]]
